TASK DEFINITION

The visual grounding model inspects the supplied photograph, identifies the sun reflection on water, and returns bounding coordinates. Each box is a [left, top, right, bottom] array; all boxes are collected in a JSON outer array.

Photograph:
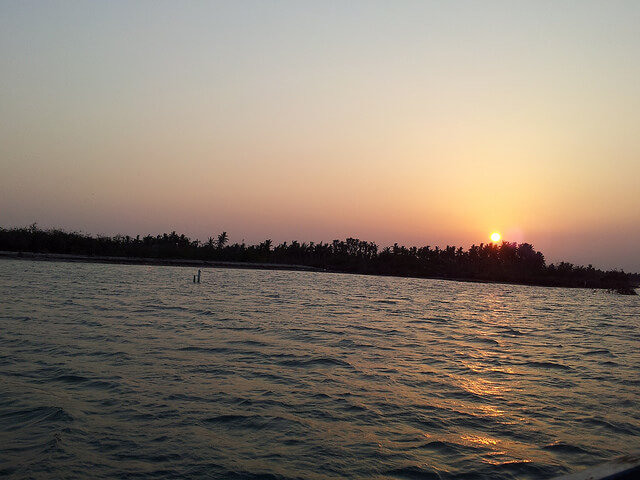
[[461, 361, 521, 376], [477, 404, 506, 418], [460, 434, 499, 446], [459, 377, 508, 397]]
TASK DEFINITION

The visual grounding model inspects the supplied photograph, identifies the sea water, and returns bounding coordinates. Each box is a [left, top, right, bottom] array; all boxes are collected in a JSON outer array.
[[0, 259, 638, 479]]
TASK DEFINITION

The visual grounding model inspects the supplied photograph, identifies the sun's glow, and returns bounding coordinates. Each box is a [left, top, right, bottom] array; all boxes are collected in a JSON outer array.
[[490, 232, 501, 243]]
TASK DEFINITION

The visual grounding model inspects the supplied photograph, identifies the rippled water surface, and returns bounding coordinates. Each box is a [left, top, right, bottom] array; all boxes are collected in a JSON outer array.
[[1, 259, 639, 479]]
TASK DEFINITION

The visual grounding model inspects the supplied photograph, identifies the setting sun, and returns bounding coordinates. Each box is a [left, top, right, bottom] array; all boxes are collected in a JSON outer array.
[[490, 232, 501, 243]]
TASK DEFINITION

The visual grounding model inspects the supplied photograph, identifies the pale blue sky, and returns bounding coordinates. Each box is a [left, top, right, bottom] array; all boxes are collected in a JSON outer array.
[[1, 1, 639, 270]]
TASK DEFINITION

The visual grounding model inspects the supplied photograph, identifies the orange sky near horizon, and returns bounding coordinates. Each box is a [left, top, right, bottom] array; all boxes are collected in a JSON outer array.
[[1, 2, 639, 272]]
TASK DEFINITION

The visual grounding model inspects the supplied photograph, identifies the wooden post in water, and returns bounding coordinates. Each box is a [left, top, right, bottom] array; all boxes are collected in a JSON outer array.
[[197, 269, 201, 283]]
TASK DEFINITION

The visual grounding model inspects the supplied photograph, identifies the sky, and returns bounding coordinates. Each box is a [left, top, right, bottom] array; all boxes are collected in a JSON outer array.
[[1, 1, 639, 272]]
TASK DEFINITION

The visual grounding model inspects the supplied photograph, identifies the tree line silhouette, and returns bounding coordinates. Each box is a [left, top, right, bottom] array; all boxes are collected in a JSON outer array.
[[0, 224, 637, 292]]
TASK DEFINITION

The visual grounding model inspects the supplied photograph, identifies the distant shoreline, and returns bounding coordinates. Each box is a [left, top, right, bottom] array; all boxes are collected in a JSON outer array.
[[2, 250, 636, 293], [0, 250, 322, 273]]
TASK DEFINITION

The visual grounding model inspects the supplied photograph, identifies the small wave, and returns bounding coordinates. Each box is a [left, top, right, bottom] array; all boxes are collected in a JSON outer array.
[[352, 324, 402, 336], [165, 393, 208, 402], [87, 350, 130, 359], [0, 467, 16, 476], [542, 441, 594, 455], [175, 463, 281, 479], [522, 361, 572, 371], [599, 360, 621, 368], [227, 339, 270, 347], [128, 452, 184, 463], [311, 392, 331, 399], [131, 307, 157, 314], [278, 357, 352, 369], [187, 365, 232, 376], [203, 414, 249, 424], [201, 413, 302, 432], [414, 440, 474, 455], [336, 338, 374, 349], [500, 327, 525, 336], [53, 374, 90, 384], [50, 374, 119, 390], [178, 346, 231, 354], [384, 465, 441, 479], [374, 299, 399, 305], [584, 348, 615, 357], [78, 318, 105, 327], [221, 469, 303, 480], [0, 406, 73, 431], [468, 336, 500, 346], [482, 460, 557, 479], [581, 416, 640, 435], [412, 316, 449, 323], [150, 304, 190, 312]]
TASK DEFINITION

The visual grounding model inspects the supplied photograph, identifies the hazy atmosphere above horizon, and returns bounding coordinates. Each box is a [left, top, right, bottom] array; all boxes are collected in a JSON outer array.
[[1, 1, 639, 272]]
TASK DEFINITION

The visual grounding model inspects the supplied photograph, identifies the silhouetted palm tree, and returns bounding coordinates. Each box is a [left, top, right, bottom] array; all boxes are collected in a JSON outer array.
[[217, 232, 228, 249]]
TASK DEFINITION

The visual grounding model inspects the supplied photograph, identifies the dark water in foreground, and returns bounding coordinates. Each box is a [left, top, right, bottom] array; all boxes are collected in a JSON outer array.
[[1, 260, 639, 480]]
